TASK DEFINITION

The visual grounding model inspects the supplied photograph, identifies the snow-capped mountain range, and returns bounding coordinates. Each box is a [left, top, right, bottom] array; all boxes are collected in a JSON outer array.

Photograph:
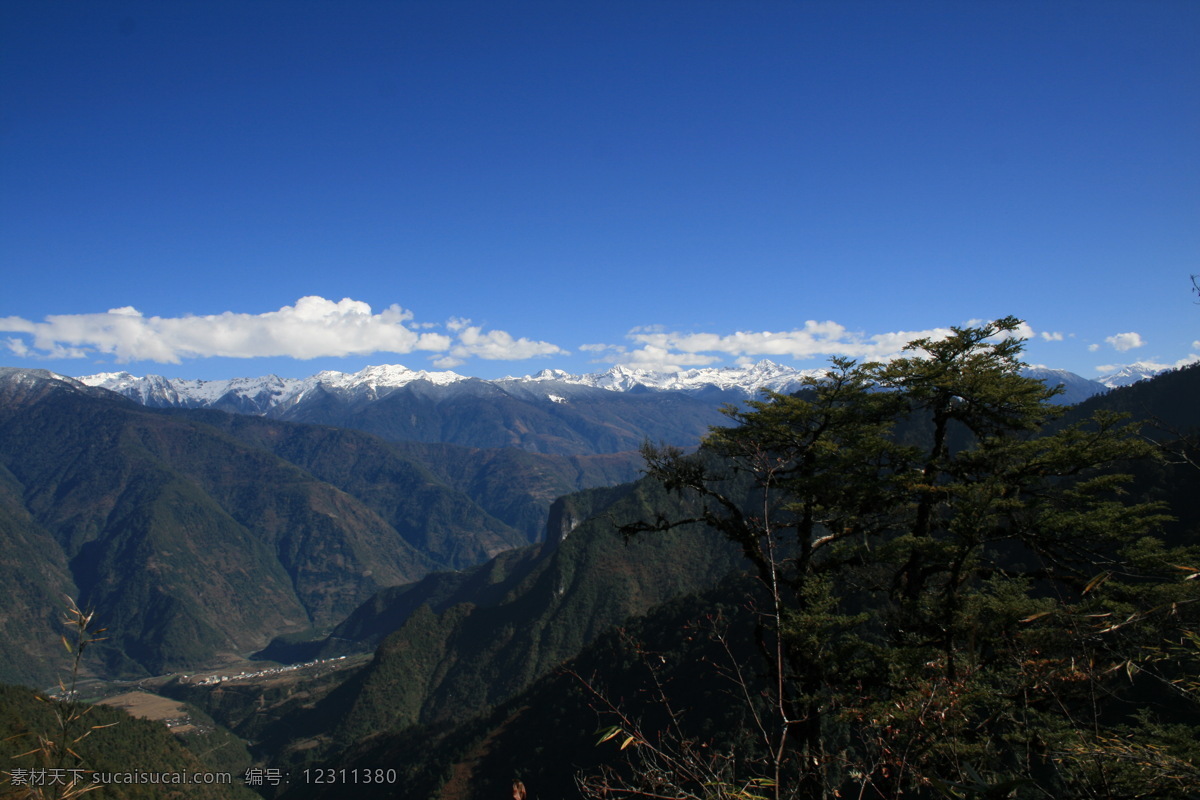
[[76, 360, 823, 413], [69, 359, 1160, 414], [78, 364, 471, 414], [519, 360, 826, 394]]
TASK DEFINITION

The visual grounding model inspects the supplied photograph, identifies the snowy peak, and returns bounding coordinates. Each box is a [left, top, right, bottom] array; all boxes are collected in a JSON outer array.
[[0, 367, 89, 392], [527, 368, 574, 381], [316, 364, 468, 391], [277, 365, 469, 407], [1095, 362, 1169, 389], [583, 365, 657, 392], [0, 367, 120, 408]]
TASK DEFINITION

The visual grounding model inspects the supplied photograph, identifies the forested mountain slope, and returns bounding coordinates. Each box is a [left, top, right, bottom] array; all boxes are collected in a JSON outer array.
[[167, 477, 747, 784], [172, 409, 644, 547], [0, 370, 584, 683]]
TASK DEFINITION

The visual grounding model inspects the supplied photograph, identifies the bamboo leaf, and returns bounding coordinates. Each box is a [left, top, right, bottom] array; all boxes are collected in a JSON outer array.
[[1082, 571, 1111, 595], [595, 725, 621, 745]]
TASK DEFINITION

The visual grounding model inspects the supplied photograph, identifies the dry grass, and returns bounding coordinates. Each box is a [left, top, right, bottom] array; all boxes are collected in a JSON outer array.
[[96, 691, 194, 733]]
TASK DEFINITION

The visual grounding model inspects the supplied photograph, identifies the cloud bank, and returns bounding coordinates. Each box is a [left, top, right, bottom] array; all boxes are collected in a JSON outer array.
[[583, 321, 969, 372], [0, 296, 565, 366], [581, 319, 1072, 373], [433, 320, 568, 368]]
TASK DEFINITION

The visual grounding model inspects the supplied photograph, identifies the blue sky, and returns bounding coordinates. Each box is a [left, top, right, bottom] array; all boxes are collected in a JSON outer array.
[[2, 1, 1197, 381]]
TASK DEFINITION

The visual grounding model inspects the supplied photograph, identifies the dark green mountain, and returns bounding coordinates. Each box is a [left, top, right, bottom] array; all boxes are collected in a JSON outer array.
[[1068, 361, 1200, 433], [0, 370, 595, 684], [173, 409, 644, 550], [323, 478, 744, 737], [164, 477, 745, 782], [159, 410, 534, 565], [0, 370, 436, 680], [0, 460, 76, 686]]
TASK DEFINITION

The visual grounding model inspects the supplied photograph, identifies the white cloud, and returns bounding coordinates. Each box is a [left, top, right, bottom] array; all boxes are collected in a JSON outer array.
[[966, 319, 1042, 343], [2, 337, 30, 357], [1039, 331, 1065, 341], [579, 342, 623, 354], [1088, 343, 1101, 352], [0, 296, 564, 366], [1193, 340, 1200, 351], [611, 345, 722, 373], [588, 321, 962, 372], [1105, 332, 1145, 352], [447, 324, 568, 361], [1011, 321, 1036, 341]]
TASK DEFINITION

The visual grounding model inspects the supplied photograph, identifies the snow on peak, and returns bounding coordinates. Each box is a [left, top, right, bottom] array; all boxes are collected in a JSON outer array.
[[348, 364, 468, 388], [525, 368, 574, 382], [1095, 361, 1169, 389], [510, 359, 822, 395], [80, 371, 197, 404], [304, 364, 468, 390], [296, 365, 468, 403], [77, 370, 135, 387], [1, 367, 88, 391], [651, 360, 823, 393]]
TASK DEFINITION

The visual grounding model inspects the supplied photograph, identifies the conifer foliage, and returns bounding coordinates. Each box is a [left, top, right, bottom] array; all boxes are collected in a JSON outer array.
[[603, 318, 1200, 799]]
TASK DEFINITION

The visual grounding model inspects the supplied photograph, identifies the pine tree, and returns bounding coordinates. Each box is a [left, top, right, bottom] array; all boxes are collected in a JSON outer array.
[[608, 318, 1199, 799]]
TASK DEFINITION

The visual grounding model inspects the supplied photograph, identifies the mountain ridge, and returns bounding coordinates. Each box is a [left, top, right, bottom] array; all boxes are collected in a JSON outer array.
[[73, 359, 1145, 411]]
